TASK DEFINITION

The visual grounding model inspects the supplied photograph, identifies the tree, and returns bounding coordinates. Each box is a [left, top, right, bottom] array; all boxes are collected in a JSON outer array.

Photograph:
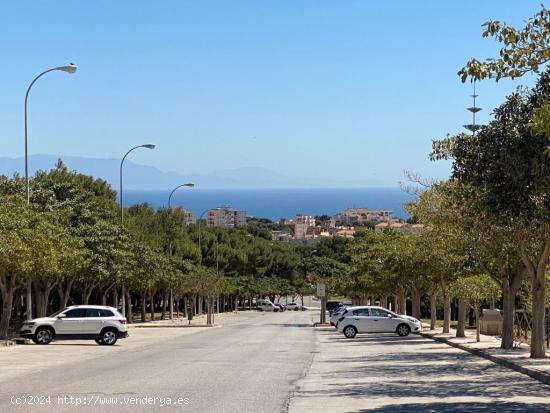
[[458, 5, 550, 82], [408, 181, 527, 347], [433, 70, 550, 358], [450, 274, 501, 342]]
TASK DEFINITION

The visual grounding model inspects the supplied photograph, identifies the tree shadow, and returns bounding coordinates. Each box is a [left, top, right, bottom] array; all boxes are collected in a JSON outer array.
[[349, 402, 550, 413]]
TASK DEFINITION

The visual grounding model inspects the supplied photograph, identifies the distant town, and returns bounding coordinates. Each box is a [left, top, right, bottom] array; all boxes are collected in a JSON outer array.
[[178, 205, 425, 242]]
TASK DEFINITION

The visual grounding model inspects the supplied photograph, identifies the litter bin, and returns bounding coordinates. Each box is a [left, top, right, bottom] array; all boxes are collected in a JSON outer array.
[[479, 309, 502, 336]]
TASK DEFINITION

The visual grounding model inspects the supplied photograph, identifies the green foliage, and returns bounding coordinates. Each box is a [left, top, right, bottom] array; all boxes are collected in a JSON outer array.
[[459, 5, 550, 82], [450, 274, 501, 308]]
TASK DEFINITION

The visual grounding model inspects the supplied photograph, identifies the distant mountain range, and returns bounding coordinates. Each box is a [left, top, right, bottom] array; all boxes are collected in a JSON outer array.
[[0, 154, 370, 190]]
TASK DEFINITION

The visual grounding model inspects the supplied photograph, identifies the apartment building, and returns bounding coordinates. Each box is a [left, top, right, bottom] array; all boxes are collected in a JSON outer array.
[[206, 206, 247, 228], [335, 208, 394, 224], [294, 213, 316, 240]]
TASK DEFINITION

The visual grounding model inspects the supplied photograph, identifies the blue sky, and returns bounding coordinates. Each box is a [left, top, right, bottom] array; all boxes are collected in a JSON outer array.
[[0, 1, 541, 186]]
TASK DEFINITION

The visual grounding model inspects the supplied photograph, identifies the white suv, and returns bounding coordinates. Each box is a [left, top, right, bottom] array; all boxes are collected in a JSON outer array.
[[336, 306, 421, 338], [257, 302, 279, 312], [19, 305, 129, 346]]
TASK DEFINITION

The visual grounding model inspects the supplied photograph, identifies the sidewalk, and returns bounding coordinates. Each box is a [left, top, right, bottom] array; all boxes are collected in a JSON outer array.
[[420, 324, 550, 385]]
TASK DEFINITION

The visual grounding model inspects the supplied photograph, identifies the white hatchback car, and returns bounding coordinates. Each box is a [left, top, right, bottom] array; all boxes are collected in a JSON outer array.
[[19, 305, 129, 345], [336, 306, 421, 338]]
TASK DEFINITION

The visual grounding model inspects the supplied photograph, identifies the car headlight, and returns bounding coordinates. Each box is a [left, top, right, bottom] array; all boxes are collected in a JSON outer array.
[[22, 322, 35, 327]]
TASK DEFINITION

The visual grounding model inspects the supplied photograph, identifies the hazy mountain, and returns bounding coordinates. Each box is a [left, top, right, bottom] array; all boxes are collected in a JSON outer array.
[[0, 154, 362, 189]]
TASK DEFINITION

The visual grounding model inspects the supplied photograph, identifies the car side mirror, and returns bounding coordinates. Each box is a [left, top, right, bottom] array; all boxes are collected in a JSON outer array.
[[57, 314, 66, 319], [387, 314, 393, 318]]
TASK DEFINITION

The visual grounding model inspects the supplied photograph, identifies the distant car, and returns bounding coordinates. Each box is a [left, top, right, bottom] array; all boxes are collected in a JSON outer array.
[[330, 306, 349, 327], [336, 306, 421, 338], [286, 303, 301, 311], [257, 302, 279, 312], [326, 301, 344, 315], [18, 305, 128, 345], [274, 303, 286, 312]]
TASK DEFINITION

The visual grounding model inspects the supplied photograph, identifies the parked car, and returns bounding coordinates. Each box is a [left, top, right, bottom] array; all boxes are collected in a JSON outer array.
[[336, 306, 421, 338], [286, 303, 301, 311], [327, 301, 344, 315], [18, 305, 128, 345], [330, 306, 349, 327], [257, 302, 279, 312], [274, 303, 286, 312]]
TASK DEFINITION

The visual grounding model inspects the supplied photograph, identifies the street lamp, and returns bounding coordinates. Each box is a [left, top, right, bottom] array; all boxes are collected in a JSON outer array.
[[167, 182, 194, 319], [197, 208, 220, 263], [168, 183, 194, 209], [23, 63, 77, 320], [119, 143, 156, 317]]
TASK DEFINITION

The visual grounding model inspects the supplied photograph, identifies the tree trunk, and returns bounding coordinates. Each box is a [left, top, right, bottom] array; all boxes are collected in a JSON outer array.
[[100, 292, 107, 306], [531, 275, 546, 358], [379, 296, 387, 309], [141, 292, 146, 322], [169, 290, 174, 320], [429, 288, 437, 330], [501, 281, 515, 349], [161, 292, 167, 320], [206, 297, 212, 325], [149, 292, 155, 321], [112, 289, 118, 309], [34, 289, 51, 318], [0, 287, 15, 340], [456, 299, 466, 338], [475, 306, 480, 342], [57, 278, 74, 310], [125, 289, 132, 323], [411, 286, 421, 319], [81, 284, 94, 305], [442, 291, 451, 334], [396, 285, 406, 314]]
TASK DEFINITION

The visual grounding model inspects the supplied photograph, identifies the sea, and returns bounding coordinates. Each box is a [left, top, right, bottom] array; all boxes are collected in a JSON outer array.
[[123, 187, 416, 221]]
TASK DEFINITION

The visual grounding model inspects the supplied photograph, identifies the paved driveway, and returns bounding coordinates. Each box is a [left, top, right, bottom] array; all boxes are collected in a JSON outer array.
[[288, 327, 550, 413]]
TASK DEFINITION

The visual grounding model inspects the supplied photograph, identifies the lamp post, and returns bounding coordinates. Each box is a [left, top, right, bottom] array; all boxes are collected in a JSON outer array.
[[197, 208, 220, 264], [119, 144, 156, 317], [24, 64, 77, 321], [167, 183, 194, 319]]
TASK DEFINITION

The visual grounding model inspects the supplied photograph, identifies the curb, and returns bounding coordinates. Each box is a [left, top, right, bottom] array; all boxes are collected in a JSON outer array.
[[128, 324, 221, 329], [419, 331, 550, 386]]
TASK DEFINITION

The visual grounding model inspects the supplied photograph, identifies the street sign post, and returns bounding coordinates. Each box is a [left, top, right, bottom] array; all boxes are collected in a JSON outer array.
[[316, 283, 327, 324]]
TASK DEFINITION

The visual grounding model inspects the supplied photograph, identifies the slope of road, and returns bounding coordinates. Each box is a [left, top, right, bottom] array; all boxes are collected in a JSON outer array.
[[0, 311, 316, 413]]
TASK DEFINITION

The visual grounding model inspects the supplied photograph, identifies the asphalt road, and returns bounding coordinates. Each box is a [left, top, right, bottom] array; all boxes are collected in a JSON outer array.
[[0, 311, 316, 413], [289, 327, 550, 413]]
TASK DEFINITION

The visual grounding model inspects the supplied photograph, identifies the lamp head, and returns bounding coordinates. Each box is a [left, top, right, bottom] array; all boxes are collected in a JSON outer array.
[[143, 144, 156, 150], [58, 63, 78, 74], [184, 183, 195, 187]]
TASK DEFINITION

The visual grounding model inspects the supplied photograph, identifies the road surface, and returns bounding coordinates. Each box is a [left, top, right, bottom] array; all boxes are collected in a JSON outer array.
[[0, 311, 316, 413]]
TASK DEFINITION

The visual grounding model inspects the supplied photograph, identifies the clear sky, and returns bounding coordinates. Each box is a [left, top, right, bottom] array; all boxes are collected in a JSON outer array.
[[0, 1, 541, 186]]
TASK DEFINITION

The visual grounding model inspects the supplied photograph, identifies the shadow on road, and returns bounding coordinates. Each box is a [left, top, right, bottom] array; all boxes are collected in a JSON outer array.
[[349, 402, 550, 413], [292, 330, 550, 413]]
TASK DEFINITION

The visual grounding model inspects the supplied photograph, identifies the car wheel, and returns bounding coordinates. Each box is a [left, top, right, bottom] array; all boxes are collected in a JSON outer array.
[[259, 308, 263, 312], [294, 308, 299, 311], [33, 327, 53, 345], [343, 325, 357, 338], [100, 329, 118, 345], [397, 324, 411, 337]]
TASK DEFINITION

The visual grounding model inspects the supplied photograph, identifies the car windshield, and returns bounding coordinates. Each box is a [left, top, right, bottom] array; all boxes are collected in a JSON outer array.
[[49, 308, 67, 317]]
